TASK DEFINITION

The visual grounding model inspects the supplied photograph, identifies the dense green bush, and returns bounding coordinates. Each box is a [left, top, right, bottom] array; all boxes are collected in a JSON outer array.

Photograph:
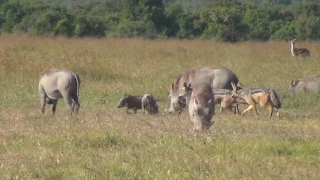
[[1, 0, 320, 41]]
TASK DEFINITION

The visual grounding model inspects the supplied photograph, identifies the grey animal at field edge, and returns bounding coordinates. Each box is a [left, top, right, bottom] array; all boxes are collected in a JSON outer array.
[[168, 67, 243, 113], [117, 95, 143, 113], [38, 69, 80, 115], [179, 82, 239, 114], [141, 94, 159, 114], [188, 83, 215, 132], [290, 39, 310, 58], [289, 74, 320, 95]]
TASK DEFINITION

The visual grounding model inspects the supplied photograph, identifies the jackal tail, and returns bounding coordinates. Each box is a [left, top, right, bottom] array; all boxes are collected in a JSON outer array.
[[269, 89, 281, 109]]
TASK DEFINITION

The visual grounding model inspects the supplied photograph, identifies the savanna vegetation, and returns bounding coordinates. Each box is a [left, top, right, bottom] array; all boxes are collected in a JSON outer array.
[[1, 0, 320, 41], [0, 36, 319, 179]]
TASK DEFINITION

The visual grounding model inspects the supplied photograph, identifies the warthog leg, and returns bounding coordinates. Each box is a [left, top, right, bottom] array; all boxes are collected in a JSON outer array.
[[62, 93, 74, 115], [71, 94, 80, 114], [52, 100, 58, 115], [40, 93, 46, 115]]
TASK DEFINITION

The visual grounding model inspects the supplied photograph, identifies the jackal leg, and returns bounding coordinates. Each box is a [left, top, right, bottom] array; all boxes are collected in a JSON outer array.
[[242, 104, 258, 116], [219, 104, 223, 113], [274, 108, 280, 119], [263, 105, 274, 118], [233, 104, 240, 114], [258, 94, 273, 118]]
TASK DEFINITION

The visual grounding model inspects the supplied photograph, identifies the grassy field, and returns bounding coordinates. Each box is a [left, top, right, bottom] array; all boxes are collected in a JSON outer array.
[[0, 35, 319, 179]]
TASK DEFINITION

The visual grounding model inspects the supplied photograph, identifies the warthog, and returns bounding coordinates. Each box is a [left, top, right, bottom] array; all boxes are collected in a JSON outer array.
[[38, 69, 80, 115], [168, 67, 242, 113], [289, 74, 320, 95], [117, 95, 143, 113], [142, 94, 159, 114], [188, 83, 215, 132], [180, 82, 239, 114]]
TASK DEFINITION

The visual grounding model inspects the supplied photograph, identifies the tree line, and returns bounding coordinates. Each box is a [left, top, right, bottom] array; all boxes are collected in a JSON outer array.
[[1, 0, 320, 42]]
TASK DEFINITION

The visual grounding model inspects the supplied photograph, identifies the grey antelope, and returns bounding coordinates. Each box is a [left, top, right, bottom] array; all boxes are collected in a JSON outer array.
[[231, 83, 281, 118], [290, 39, 310, 57], [38, 69, 80, 115], [179, 82, 239, 114], [168, 67, 243, 114]]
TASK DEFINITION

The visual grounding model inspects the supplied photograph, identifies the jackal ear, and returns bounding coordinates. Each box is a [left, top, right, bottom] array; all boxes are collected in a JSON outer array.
[[231, 82, 237, 90], [237, 82, 244, 89]]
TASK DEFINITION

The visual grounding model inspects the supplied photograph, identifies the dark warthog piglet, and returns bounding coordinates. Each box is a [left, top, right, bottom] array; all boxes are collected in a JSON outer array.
[[142, 94, 159, 114], [117, 95, 143, 114]]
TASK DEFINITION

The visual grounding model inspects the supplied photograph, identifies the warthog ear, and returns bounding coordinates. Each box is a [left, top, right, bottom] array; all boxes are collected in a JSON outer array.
[[290, 80, 296, 87], [187, 83, 191, 88], [194, 99, 199, 105], [183, 82, 187, 88], [171, 83, 175, 91]]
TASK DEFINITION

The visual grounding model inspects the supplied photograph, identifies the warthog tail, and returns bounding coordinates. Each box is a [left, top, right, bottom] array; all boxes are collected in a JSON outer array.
[[270, 89, 281, 109], [72, 73, 80, 97]]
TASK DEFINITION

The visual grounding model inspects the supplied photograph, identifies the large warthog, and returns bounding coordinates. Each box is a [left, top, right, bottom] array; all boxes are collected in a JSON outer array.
[[142, 94, 159, 114], [289, 74, 320, 95], [180, 82, 239, 114], [38, 69, 80, 115], [117, 95, 143, 114], [188, 83, 215, 132], [168, 67, 242, 113]]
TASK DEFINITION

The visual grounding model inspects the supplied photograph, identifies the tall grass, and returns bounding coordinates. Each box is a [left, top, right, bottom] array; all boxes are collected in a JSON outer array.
[[0, 36, 319, 179]]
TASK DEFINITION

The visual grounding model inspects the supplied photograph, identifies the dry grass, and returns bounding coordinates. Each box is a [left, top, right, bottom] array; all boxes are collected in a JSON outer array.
[[0, 35, 319, 179]]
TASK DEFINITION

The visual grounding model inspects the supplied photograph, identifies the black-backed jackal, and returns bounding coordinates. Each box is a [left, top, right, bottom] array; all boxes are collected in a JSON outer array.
[[231, 83, 281, 118]]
